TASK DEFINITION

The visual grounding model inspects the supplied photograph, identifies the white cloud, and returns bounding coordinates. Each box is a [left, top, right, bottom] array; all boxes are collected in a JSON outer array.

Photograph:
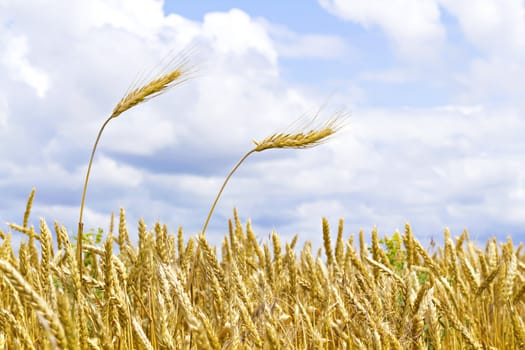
[[505, 171, 525, 223], [89, 156, 144, 188], [433, 1, 525, 105], [456, 56, 525, 105], [202, 9, 278, 65], [265, 22, 348, 59], [1, 0, 524, 250], [318, 0, 525, 108], [84, 0, 166, 39], [319, 0, 445, 59], [438, 0, 525, 56], [0, 160, 77, 190], [33, 204, 112, 234], [0, 31, 50, 98], [277, 33, 347, 59], [358, 68, 415, 84], [0, 3, 317, 238], [102, 105, 181, 155], [0, 96, 7, 129]]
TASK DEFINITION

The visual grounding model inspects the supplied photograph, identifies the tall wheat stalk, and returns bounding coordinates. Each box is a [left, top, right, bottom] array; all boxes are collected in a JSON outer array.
[[78, 49, 194, 281], [201, 113, 347, 235]]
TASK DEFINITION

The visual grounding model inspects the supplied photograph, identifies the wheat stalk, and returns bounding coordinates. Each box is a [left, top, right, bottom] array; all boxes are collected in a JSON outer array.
[[0, 259, 68, 349], [10, 222, 525, 346], [23, 188, 36, 229], [7, 186, 525, 348], [77, 49, 195, 281], [201, 112, 348, 235]]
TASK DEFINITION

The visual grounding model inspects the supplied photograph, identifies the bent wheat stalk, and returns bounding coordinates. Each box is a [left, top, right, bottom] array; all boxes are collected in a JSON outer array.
[[78, 49, 195, 281], [201, 112, 348, 235]]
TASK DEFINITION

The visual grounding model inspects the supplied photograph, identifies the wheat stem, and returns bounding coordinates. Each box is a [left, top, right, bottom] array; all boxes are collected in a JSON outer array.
[[78, 116, 112, 280], [202, 113, 347, 235], [202, 150, 255, 235]]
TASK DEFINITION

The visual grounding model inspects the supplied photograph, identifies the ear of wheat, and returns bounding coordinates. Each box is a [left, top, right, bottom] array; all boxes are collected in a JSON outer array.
[[110, 49, 196, 119], [252, 113, 345, 151]]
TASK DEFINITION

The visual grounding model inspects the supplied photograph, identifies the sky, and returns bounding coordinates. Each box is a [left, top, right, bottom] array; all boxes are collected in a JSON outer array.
[[1, 0, 524, 250]]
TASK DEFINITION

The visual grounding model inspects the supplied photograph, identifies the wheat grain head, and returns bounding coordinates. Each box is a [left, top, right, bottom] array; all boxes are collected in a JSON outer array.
[[252, 111, 347, 152], [110, 48, 195, 119]]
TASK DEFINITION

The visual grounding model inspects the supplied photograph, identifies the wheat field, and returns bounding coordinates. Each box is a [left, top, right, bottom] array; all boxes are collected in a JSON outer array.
[[2, 49, 524, 349], [1, 191, 524, 349]]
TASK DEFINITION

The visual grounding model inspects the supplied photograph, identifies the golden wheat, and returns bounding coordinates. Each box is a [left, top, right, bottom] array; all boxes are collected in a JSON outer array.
[[1, 189, 525, 348]]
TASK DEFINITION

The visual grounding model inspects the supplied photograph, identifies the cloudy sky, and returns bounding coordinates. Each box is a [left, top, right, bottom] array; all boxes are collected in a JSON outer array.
[[1, 0, 524, 249]]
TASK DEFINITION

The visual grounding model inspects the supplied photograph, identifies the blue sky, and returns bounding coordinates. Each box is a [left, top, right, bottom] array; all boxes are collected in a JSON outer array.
[[1, 0, 524, 249]]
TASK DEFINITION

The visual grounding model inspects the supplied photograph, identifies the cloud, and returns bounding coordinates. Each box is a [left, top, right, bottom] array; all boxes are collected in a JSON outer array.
[[438, 0, 525, 56], [456, 56, 525, 106], [318, 0, 525, 107], [0, 1, 524, 251], [319, 0, 445, 59], [276, 33, 348, 60], [264, 22, 349, 59], [0, 3, 334, 239], [202, 9, 278, 65], [432, 1, 525, 106], [102, 105, 181, 156], [88, 156, 144, 188], [0, 96, 7, 128], [83, 0, 166, 39], [358, 68, 415, 84], [0, 31, 50, 98]]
